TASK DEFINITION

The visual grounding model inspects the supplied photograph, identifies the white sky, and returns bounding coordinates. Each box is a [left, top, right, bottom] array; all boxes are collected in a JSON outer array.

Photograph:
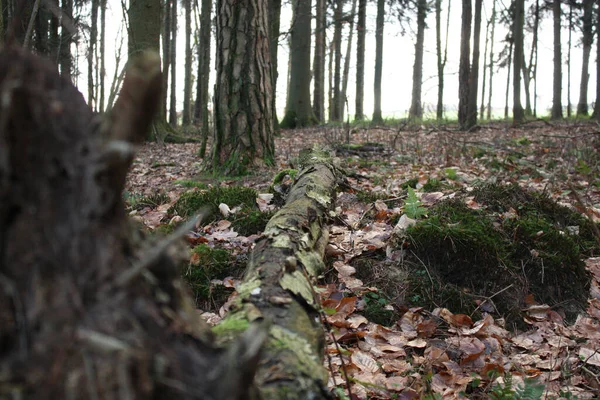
[[78, 0, 596, 120]]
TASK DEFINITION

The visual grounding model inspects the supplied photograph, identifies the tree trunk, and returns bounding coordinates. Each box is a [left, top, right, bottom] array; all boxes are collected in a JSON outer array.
[[88, 0, 99, 110], [551, 0, 563, 119], [504, 40, 513, 119], [372, 0, 385, 124], [576, 0, 594, 116], [280, 0, 315, 128], [182, 0, 192, 125], [99, 0, 106, 112], [328, 38, 334, 121], [531, 0, 539, 117], [169, 0, 178, 126], [313, 0, 326, 122], [567, 3, 572, 117], [213, 0, 275, 174], [513, 0, 524, 123], [521, 57, 532, 117], [331, 0, 343, 122], [128, 0, 161, 58], [0, 48, 276, 400], [269, 0, 282, 130], [458, 0, 471, 129], [197, 0, 212, 157], [467, 0, 482, 128], [340, 0, 357, 121], [409, 0, 427, 120], [59, 0, 73, 79], [355, 0, 366, 121], [49, 0, 59, 64], [436, 0, 450, 121], [592, 4, 600, 120], [161, 0, 172, 117], [34, 2, 51, 55], [480, 10, 490, 120], [486, 0, 496, 120]]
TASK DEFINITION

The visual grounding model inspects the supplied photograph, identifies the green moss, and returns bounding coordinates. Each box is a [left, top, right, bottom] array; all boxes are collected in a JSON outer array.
[[362, 292, 397, 327], [212, 314, 250, 338], [184, 244, 245, 310], [273, 169, 298, 185], [124, 191, 170, 210], [169, 186, 258, 217], [422, 178, 444, 192], [230, 209, 274, 236], [400, 178, 419, 190], [355, 190, 388, 204], [173, 179, 209, 189]]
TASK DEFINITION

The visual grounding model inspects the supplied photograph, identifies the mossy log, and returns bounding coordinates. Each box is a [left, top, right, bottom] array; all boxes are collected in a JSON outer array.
[[0, 49, 266, 400], [215, 149, 341, 399]]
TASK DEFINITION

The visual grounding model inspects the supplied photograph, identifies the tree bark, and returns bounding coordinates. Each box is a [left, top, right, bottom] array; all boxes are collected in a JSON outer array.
[[59, 0, 73, 79], [99, 0, 106, 112], [480, 10, 490, 119], [513, 0, 524, 123], [340, 0, 357, 121], [161, 0, 171, 118], [331, 0, 343, 122], [313, 0, 326, 122], [280, 0, 315, 128], [354, 0, 366, 121], [269, 0, 282, 130], [196, 0, 212, 157], [169, 0, 178, 126], [567, 3, 572, 117], [458, 0, 471, 129], [551, 0, 563, 119], [486, 0, 496, 120], [214, 0, 275, 174], [576, 0, 593, 116], [467, 0, 482, 128], [409, 0, 427, 120], [88, 0, 99, 110], [592, 3, 600, 120], [182, 0, 192, 125], [372, 0, 385, 124], [504, 39, 513, 119], [435, 0, 450, 121]]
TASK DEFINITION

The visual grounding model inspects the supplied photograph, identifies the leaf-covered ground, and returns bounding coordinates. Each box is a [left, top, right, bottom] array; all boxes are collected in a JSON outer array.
[[126, 121, 600, 399]]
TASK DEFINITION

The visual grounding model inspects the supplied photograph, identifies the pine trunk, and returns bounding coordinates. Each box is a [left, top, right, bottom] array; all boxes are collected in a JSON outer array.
[[197, 0, 212, 157], [355, 0, 366, 121], [409, 0, 427, 120], [458, 0, 471, 129], [169, 0, 178, 126], [213, 0, 275, 174], [313, 0, 326, 122], [466, 0, 482, 128], [331, 0, 343, 122], [372, 0, 384, 124], [182, 0, 192, 125], [340, 0, 357, 121], [551, 0, 563, 119], [280, 0, 315, 128], [512, 0, 524, 123], [576, 0, 593, 116]]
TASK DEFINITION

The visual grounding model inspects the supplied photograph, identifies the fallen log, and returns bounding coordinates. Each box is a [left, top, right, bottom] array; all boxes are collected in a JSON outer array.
[[0, 48, 342, 399]]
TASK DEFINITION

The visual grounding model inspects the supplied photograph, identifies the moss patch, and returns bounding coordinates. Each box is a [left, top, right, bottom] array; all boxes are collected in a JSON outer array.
[[184, 244, 246, 311], [386, 184, 594, 328], [230, 209, 274, 236], [169, 185, 258, 218]]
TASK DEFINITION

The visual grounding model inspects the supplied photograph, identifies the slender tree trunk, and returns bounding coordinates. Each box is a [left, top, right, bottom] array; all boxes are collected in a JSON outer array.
[[34, 2, 50, 55], [340, 0, 357, 121], [532, 0, 539, 117], [513, 0, 524, 123], [458, 0, 471, 129], [577, 0, 593, 116], [313, 0, 326, 122], [182, 0, 192, 125], [521, 58, 532, 116], [99, 0, 106, 112], [161, 0, 171, 118], [467, 0, 482, 128], [88, 0, 98, 110], [480, 11, 490, 120], [567, 3, 572, 117], [409, 0, 427, 120], [552, 0, 563, 119], [280, 0, 315, 128], [59, 0, 73, 79], [592, 3, 600, 120], [269, 0, 282, 130], [436, 0, 450, 121], [504, 40, 513, 119], [328, 38, 334, 121], [331, 0, 343, 122], [372, 0, 385, 124], [486, 0, 496, 120], [355, 0, 366, 121], [197, 0, 212, 157], [214, 0, 275, 174], [49, 0, 59, 64], [169, 0, 178, 126]]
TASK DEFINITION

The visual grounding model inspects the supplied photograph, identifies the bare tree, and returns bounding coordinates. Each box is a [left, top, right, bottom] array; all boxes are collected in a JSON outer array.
[[169, 0, 178, 126], [341, 0, 357, 121], [182, 0, 192, 125], [552, 0, 563, 119]]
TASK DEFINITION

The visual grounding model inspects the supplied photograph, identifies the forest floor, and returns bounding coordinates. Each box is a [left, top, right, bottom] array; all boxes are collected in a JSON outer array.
[[126, 120, 600, 399]]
